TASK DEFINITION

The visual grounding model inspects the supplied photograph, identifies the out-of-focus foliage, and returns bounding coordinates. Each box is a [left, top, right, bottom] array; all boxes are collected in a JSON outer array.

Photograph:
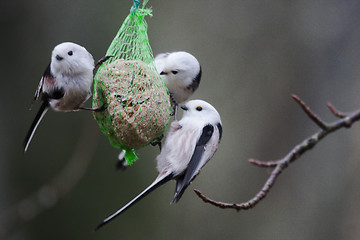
[[1, 0, 360, 239]]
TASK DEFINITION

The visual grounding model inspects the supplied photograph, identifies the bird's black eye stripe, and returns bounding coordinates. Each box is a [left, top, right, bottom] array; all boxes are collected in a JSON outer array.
[[171, 70, 178, 74], [196, 106, 202, 111], [68, 51, 73, 56]]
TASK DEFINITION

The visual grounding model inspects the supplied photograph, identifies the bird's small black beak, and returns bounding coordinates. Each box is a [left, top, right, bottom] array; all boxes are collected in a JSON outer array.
[[56, 55, 63, 61], [181, 105, 188, 111], [160, 71, 167, 75]]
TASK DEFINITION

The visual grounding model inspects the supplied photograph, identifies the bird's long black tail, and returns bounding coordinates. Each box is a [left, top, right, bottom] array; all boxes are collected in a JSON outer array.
[[23, 101, 49, 152], [95, 173, 173, 231]]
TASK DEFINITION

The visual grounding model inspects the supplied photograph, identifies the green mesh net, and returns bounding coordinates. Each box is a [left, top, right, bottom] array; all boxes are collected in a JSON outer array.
[[92, 0, 172, 165]]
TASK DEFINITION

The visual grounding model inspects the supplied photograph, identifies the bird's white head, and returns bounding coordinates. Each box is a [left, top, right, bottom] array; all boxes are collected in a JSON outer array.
[[159, 51, 201, 89], [181, 99, 221, 124], [51, 42, 94, 76]]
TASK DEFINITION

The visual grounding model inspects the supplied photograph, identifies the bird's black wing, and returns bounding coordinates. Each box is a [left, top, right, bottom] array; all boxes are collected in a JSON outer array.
[[35, 63, 65, 101], [187, 65, 202, 92], [217, 122, 223, 140], [36, 63, 52, 99], [172, 124, 214, 203], [30, 63, 52, 109], [25, 63, 56, 152]]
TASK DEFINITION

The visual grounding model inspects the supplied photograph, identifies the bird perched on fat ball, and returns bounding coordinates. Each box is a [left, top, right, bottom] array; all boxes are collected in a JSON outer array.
[[23, 42, 105, 152], [97, 99, 222, 230], [116, 51, 202, 169]]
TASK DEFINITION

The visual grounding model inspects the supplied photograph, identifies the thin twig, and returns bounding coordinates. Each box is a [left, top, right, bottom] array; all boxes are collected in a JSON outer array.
[[194, 95, 360, 211], [327, 102, 347, 118], [291, 94, 329, 130], [248, 158, 277, 167]]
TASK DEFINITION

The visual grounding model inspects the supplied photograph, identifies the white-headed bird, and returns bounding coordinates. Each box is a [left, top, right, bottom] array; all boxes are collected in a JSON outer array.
[[97, 99, 222, 230], [24, 42, 98, 152]]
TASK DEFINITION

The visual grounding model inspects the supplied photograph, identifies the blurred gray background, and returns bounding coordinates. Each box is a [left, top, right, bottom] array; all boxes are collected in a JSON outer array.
[[1, 0, 360, 239]]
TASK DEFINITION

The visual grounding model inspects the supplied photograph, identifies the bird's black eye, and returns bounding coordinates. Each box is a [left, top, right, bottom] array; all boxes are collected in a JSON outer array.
[[196, 106, 203, 111], [171, 70, 178, 74], [68, 51, 73, 56]]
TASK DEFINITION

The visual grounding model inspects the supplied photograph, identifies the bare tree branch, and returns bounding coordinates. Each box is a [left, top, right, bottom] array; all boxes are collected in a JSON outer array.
[[194, 95, 360, 211], [291, 94, 329, 130], [327, 102, 347, 118]]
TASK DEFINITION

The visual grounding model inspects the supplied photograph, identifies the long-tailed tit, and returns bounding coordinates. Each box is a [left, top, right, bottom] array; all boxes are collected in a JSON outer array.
[[116, 51, 202, 168], [23, 42, 101, 152], [96, 99, 222, 230], [155, 51, 201, 108]]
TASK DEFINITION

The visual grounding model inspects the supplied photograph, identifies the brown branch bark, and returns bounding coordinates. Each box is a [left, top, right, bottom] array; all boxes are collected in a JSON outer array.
[[327, 102, 347, 118], [194, 95, 360, 211]]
